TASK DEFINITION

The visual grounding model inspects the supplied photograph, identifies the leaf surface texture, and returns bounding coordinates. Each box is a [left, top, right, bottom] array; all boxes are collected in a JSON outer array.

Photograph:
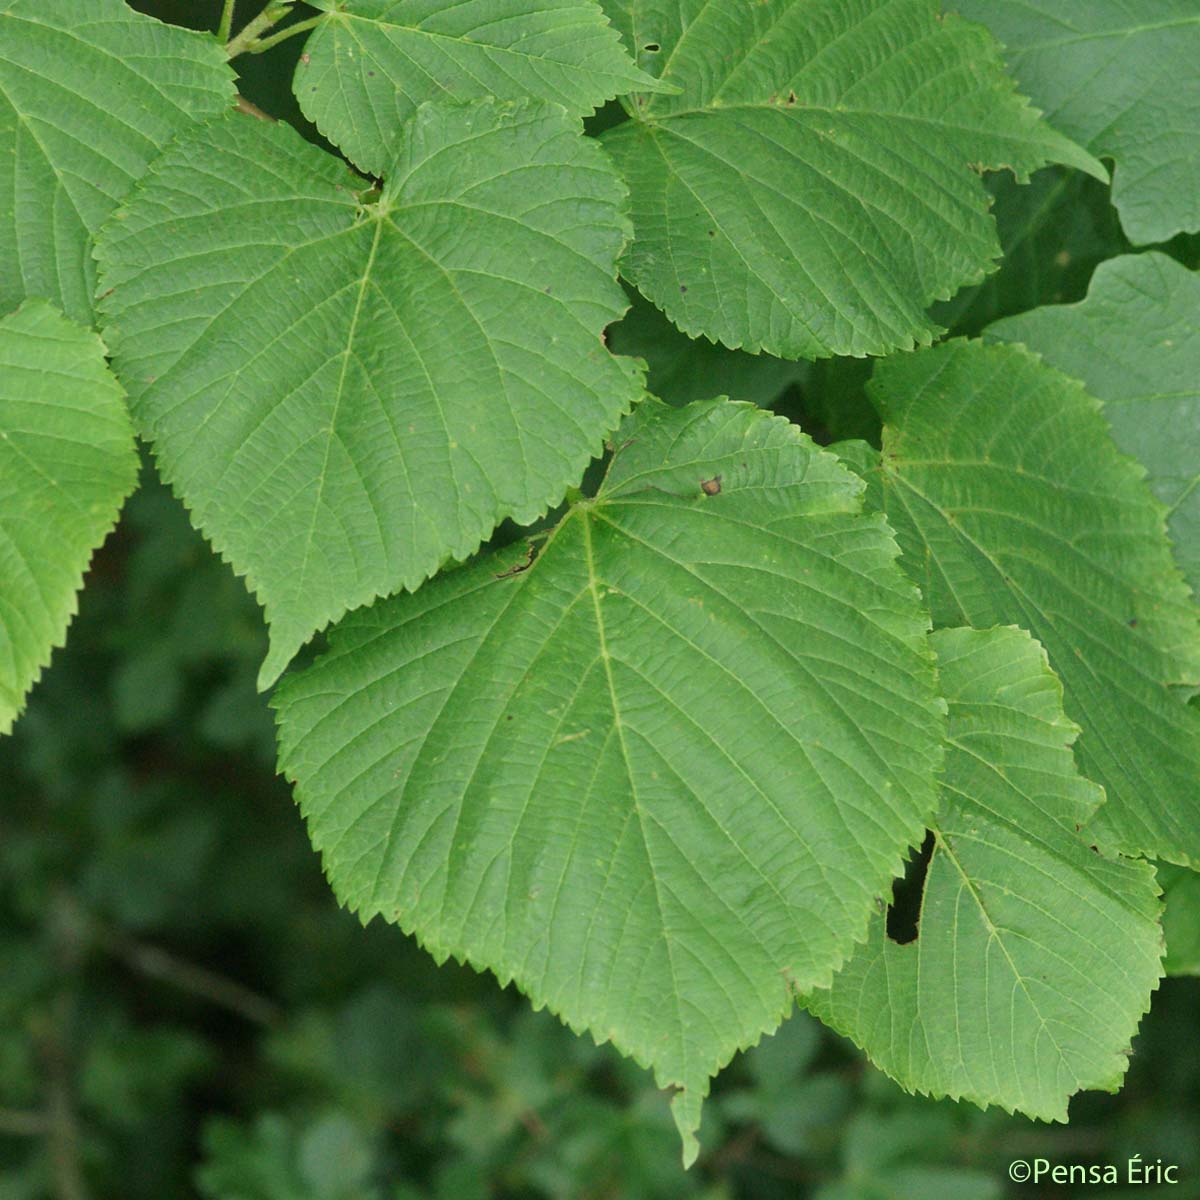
[[858, 339, 1200, 865], [0, 301, 138, 733], [0, 0, 234, 320], [598, 0, 1104, 359], [807, 626, 1162, 1119], [273, 398, 946, 1160], [296, 0, 665, 175], [97, 102, 642, 687], [952, 0, 1200, 243], [988, 253, 1200, 598]]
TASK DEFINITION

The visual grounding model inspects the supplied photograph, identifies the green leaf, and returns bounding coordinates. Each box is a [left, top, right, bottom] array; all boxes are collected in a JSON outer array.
[[296, 0, 667, 177], [597, 0, 1105, 360], [987, 253, 1200, 598], [820, 1112, 1003, 1200], [0, 0, 234, 322], [798, 359, 881, 447], [951, 1, 1200, 245], [1159, 863, 1200, 977], [0, 300, 138, 734], [807, 625, 1163, 1120], [198, 1112, 379, 1200], [860, 339, 1200, 865], [932, 168, 1127, 338], [606, 289, 807, 408], [273, 398, 945, 1163], [96, 101, 642, 689]]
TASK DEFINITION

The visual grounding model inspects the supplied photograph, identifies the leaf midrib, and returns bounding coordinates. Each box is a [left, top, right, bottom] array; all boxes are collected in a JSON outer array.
[[578, 506, 690, 1086]]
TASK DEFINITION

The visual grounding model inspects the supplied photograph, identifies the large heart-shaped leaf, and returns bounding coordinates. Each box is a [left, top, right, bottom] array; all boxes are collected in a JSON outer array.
[[96, 101, 642, 687], [273, 398, 945, 1161], [598, 0, 1104, 359]]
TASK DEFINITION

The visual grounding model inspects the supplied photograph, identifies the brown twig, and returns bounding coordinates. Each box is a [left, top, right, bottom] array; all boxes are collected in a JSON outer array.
[[41, 896, 89, 1200], [58, 894, 282, 1027], [0, 1108, 50, 1137], [88, 918, 281, 1027]]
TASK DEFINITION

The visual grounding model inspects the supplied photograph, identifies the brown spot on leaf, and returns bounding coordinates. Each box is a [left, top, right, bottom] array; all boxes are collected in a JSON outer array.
[[494, 542, 537, 579], [700, 475, 722, 496]]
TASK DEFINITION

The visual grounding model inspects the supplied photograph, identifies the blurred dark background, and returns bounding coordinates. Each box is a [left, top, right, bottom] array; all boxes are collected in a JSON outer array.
[[3, 2, 1199, 1196]]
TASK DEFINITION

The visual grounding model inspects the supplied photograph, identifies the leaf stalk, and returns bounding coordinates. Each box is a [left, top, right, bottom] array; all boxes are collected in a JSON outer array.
[[225, 1, 294, 59], [246, 14, 324, 54], [217, 0, 236, 43]]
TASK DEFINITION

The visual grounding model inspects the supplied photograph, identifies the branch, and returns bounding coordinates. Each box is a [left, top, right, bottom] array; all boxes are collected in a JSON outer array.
[[0, 1108, 50, 1137], [45, 1020, 88, 1200], [56, 894, 282, 1027], [83, 909, 280, 1027], [107, 934, 281, 1027], [42, 897, 88, 1200]]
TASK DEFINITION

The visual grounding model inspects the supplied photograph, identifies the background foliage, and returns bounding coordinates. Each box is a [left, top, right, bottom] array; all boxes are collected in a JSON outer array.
[[3, 464, 1199, 1196], [3, 0, 1200, 1195], [2, 463, 1200, 1195]]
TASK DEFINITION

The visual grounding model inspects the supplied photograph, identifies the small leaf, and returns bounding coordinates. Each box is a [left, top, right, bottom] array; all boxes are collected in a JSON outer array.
[[987, 253, 1200, 598], [96, 101, 642, 688], [953, 0, 1200, 244], [296, 0, 669, 176], [860, 339, 1200, 865], [598, 0, 1104, 359], [0, 300, 139, 734], [807, 626, 1163, 1120], [0, 0, 234, 321], [273, 398, 945, 1162]]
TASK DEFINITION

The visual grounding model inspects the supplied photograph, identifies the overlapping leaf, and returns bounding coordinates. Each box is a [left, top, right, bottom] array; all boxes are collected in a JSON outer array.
[[952, 0, 1200, 244], [851, 339, 1200, 864], [0, 0, 234, 321], [96, 101, 642, 688], [606, 290, 807, 408], [988, 253, 1200, 597], [273, 398, 945, 1162], [807, 626, 1162, 1120], [0, 301, 138, 733], [295, 0, 666, 176], [597, 0, 1104, 359], [933, 168, 1126, 337], [1160, 864, 1200, 977]]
